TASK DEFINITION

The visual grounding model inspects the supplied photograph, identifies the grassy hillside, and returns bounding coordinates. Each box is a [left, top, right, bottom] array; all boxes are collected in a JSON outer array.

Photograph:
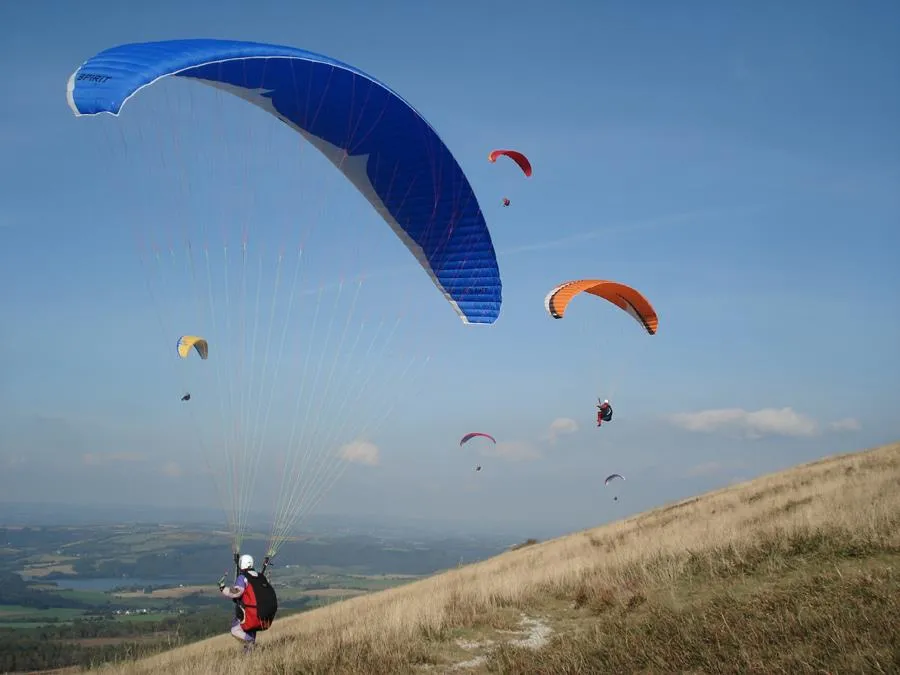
[[87, 441, 899, 674]]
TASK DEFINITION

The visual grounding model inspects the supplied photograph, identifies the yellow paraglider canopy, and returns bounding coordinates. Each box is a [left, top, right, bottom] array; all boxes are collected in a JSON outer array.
[[177, 335, 209, 360]]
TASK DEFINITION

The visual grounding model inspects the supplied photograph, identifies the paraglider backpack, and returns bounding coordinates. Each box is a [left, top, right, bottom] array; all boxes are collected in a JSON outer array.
[[240, 571, 278, 631]]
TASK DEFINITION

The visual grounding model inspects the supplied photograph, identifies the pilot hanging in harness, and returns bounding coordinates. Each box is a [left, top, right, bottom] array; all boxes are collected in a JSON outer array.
[[597, 399, 613, 427], [218, 553, 278, 653]]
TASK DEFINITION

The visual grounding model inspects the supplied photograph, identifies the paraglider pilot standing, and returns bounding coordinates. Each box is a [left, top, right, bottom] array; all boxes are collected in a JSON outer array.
[[218, 554, 278, 653]]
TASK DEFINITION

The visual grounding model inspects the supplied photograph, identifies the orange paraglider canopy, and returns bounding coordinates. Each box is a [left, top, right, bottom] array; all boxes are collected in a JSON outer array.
[[544, 280, 659, 335], [488, 149, 532, 177]]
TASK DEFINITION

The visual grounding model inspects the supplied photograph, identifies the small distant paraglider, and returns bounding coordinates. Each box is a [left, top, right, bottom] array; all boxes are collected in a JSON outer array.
[[177, 337, 208, 402], [545, 279, 659, 427], [177, 337, 207, 402], [460, 433, 494, 474], [488, 149, 531, 207], [605, 473, 625, 501]]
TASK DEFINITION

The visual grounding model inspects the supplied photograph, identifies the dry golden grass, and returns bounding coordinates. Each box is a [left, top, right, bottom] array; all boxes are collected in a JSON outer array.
[[85, 441, 899, 674]]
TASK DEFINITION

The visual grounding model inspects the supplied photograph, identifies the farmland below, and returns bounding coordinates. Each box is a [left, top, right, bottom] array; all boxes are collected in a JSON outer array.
[[0, 522, 510, 672]]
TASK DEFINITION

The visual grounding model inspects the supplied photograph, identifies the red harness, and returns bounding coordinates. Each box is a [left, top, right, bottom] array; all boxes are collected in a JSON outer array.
[[238, 578, 268, 631]]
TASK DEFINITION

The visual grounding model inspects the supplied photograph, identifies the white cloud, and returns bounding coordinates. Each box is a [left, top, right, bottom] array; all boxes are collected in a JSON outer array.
[[828, 418, 861, 432], [486, 440, 541, 462], [544, 417, 579, 443], [339, 440, 380, 466], [667, 407, 818, 439]]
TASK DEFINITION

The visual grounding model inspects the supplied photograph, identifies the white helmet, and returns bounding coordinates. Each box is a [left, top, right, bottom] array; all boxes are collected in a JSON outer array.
[[603, 400, 609, 405], [238, 554, 254, 571]]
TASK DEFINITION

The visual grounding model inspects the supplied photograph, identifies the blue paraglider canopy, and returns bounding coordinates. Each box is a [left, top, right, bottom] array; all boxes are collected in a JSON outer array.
[[67, 39, 502, 325]]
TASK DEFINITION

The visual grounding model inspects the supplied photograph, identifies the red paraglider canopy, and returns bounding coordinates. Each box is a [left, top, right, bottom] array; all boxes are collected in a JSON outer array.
[[488, 149, 532, 177]]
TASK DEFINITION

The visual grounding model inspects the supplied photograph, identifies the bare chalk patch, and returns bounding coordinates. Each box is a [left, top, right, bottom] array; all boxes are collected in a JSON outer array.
[[450, 614, 553, 670]]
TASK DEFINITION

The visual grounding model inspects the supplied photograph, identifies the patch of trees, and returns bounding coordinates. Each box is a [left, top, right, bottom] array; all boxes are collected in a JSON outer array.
[[0, 610, 227, 672], [0, 639, 127, 673], [0, 573, 93, 610]]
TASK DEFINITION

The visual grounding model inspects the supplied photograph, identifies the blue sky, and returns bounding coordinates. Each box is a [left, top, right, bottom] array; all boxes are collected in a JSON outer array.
[[1, 0, 898, 540]]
